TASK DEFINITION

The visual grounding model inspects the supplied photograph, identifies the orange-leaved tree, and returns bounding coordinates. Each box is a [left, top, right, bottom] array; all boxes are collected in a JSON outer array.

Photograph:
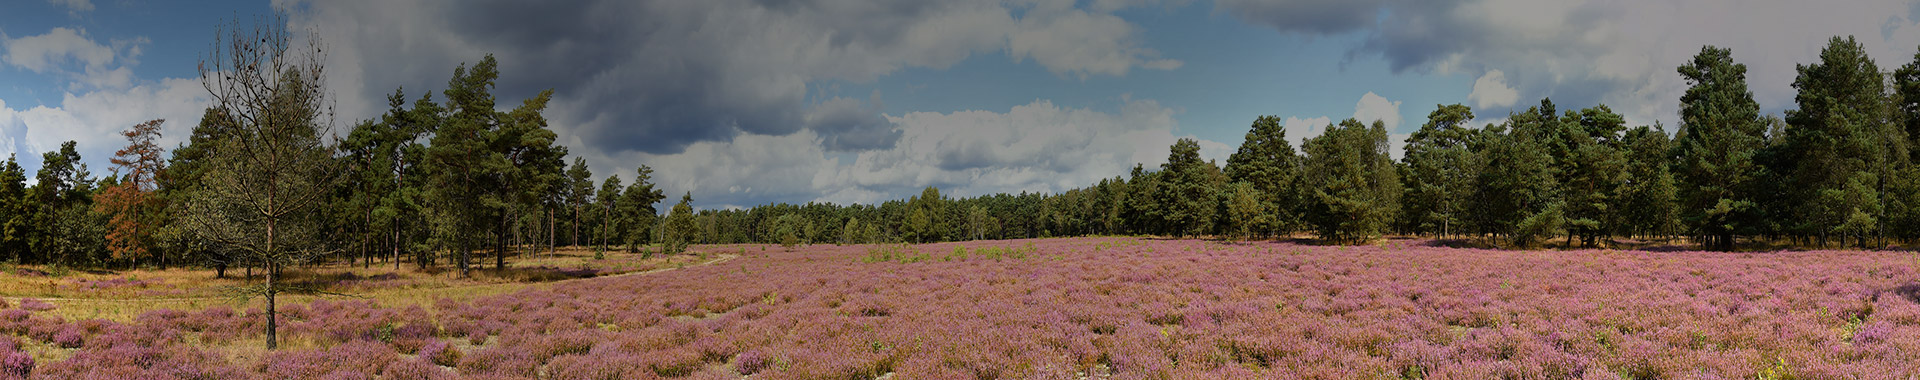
[[97, 119, 166, 269]]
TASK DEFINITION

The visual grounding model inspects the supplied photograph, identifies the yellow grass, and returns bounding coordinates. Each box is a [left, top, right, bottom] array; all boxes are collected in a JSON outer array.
[[0, 246, 728, 322]]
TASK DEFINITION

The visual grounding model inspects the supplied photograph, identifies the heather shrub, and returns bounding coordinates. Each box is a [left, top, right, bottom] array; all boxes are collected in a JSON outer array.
[[50, 326, 82, 348], [734, 349, 773, 375], [416, 340, 462, 367], [14, 299, 51, 312], [545, 352, 650, 380], [380, 359, 452, 380], [0, 351, 29, 379], [457, 346, 538, 377], [259, 340, 397, 380]]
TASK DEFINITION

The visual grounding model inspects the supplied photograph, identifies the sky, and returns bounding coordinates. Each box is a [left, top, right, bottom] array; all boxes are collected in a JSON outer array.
[[4, 0, 1920, 210]]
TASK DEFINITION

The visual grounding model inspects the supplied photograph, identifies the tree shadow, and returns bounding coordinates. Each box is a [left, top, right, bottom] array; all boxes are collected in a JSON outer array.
[[1888, 283, 1920, 304]]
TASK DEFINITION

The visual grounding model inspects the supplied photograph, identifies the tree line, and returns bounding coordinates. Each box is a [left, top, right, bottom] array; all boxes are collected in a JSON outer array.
[[671, 37, 1920, 251], [0, 20, 701, 277], [0, 34, 1914, 279]]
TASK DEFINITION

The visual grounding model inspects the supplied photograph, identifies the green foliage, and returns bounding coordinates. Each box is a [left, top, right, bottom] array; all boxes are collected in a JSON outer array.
[[1560, 105, 1629, 247], [618, 166, 667, 252], [595, 175, 623, 254], [1471, 104, 1561, 245], [1512, 202, 1566, 249], [663, 192, 696, 255], [903, 187, 946, 243], [1157, 138, 1223, 237], [1783, 36, 1905, 248], [1400, 104, 1478, 237], [1619, 125, 1680, 239], [774, 214, 804, 250], [1223, 115, 1301, 237], [1218, 181, 1263, 241], [1302, 119, 1402, 244], [1675, 45, 1767, 250], [0, 155, 31, 262]]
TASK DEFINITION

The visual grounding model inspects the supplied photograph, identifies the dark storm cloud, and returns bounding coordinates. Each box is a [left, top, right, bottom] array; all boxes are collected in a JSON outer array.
[[805, 96, 900, 152], [1215, 0, 1396, 34]]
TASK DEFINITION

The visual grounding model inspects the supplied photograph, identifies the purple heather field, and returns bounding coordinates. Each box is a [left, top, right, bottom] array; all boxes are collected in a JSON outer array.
[[8, 237, 1920, 379]]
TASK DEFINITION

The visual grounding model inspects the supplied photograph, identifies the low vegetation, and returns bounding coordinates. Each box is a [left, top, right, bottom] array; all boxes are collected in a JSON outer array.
[[0, 238, 1907, 378]]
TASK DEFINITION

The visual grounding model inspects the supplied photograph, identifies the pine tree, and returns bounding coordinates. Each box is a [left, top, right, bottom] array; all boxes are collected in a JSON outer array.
[[565, 158, 593, 247], [596, 175, 623, 254], [0, 155, 29, 262], [663, 192, 696, 255], [1674, 46, 1767, 251], [1473, 106, 1561, 247], [1561, 106, 1628, 247], [1223, 115, 1301, 237], [1301, 119, 1401, 244], [620, 166, 666, 253], [1784, 36, 1903, 248], [1400, 104, 1476, 237], [1619, 124, 1679, 240], [1158, 138, 1220, 237]]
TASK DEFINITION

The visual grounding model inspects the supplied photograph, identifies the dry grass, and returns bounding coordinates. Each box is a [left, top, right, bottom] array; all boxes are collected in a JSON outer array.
[[0, 246, 724, 322]]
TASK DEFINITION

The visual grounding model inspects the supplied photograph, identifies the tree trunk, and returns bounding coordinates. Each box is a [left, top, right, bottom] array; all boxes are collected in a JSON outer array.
[[265, 215, 279, 350], [601, 204, 611, 254], [497, 213, 507, 270], [548, 208, 556, 257]]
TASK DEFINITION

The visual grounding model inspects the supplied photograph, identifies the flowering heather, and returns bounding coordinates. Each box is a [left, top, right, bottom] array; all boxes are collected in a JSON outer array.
[[3, 238, 1920, 378]]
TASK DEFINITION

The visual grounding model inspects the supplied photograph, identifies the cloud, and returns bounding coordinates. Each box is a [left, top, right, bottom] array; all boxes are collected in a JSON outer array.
[[280, 0, 1182, 159], [1, 27, 147, 90], [1469, 70, 1519, 109], [1282, 116, 1330, 149], [1351, 91, 1402, 130], [1010, 0, 1184, 79], [0, 26, 205, 177], [1281, 92, 1410, 159], [2, 27, 114, 73], [0, 78, 211, 180], [48, 0, 93, 14], [1215, 0, 1396, 34], [1221, 0, 1920, 126], [804, 93, 899, 152], [587, 97, 1227, 208]]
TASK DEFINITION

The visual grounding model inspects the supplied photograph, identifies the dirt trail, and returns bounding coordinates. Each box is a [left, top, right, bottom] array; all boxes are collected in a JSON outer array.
[[1, 254, 740, 305]]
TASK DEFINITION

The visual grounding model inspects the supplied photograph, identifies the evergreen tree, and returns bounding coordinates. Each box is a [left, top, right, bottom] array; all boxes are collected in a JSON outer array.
[[1619, 124, 1679, 240], [1674, 46, 1767, 251], [0, 155, 30, 262], [619, 166, 666, 252], [1400, 104, 1477, 237], [1218, 181, 1263, 241], [425, 56, 505, 276], [1223, 115, 1301, 237], [565, 158, 594, 247], [596, 175, 623, 254], [491, 88, 566, 266], [1473, 106, 1561, 247], [34, 141, 99, 265], [1561, 105, 1628, 247], [663, 192, 696, 255], [1301, 119, 1402, 243], [1784, 36, 1905, 248], [1158, 138, 1220, 237]]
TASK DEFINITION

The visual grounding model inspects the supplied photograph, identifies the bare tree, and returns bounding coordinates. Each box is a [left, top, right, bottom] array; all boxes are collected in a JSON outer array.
[[187, 13, 337, 350]]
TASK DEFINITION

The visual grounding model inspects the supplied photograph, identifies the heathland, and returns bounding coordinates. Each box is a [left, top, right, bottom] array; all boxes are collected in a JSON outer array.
[[0, 237, 1912, 379]]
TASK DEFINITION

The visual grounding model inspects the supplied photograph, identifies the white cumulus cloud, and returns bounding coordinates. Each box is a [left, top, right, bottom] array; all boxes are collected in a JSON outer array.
[[1469, 70, 1520, 109]]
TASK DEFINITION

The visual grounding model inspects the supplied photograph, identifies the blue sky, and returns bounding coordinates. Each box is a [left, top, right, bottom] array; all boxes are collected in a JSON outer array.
[[4, 0, 1920, 209]]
